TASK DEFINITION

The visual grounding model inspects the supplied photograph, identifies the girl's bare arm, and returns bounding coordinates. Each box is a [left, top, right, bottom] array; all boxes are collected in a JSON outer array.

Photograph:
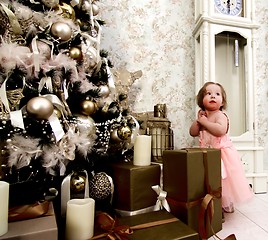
[[197, 112, 228, 137]]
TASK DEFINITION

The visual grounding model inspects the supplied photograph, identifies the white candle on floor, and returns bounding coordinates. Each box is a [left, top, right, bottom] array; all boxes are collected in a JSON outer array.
[[65, 198, 95, 240], [133, 135, 152, 166], [0, 181, 9, 236]]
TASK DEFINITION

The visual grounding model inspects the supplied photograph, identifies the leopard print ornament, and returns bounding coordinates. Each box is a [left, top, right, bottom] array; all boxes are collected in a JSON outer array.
[[89, 172, 113, 200]]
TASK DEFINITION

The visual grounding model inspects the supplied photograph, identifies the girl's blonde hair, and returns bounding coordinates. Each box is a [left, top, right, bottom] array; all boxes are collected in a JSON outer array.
[[196, 82, 227, 111]]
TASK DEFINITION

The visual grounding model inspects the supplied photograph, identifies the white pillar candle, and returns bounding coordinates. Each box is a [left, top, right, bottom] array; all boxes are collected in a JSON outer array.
[[133, 135, 152, 166], [0, 181, 9, 236], [65, 198, 95, 240]]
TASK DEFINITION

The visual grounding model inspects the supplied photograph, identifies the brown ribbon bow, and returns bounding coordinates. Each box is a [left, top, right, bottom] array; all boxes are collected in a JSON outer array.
[[198, 151, 236, 240], [94, 212, 133, 240]]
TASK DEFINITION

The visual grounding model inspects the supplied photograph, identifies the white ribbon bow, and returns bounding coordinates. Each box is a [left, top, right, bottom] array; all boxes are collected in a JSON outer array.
[[152, 185, 170, 212]]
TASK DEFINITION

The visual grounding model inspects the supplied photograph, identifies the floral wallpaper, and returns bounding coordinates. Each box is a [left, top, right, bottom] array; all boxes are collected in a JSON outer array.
[[255, 0, 268, 169], [99, 0, 268, 167]]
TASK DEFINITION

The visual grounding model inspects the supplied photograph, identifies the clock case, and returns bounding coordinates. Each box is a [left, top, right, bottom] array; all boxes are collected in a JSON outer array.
[[193, 0, 267, 193]]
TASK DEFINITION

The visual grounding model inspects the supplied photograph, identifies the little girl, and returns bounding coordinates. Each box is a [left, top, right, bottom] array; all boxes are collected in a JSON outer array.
[[189, 82, 253, 213]]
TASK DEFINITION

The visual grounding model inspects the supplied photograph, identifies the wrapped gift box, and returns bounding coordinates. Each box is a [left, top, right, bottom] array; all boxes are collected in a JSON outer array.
[[109, 162, 161, 213], [163, 148, 222, 238], [0, 203, 57, 240], [94, 210, 199, 240]]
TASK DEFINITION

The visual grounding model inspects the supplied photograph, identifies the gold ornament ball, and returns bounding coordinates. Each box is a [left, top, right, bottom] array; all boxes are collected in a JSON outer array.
[[80, 100, 97, 116], [117, 125, 132, 140], [50, 22, 72, 41], [69, 47, 83, 61], [71, 174, 86, 193], [56, 2, 76, 20], [26, 97, 54, 120]]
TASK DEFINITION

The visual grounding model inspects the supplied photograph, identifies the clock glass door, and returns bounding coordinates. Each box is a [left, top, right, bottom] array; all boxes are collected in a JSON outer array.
[[215, 31, 247, 136]]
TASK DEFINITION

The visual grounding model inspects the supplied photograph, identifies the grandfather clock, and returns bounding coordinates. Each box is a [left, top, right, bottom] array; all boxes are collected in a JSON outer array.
[[193, 0, 267, 193]]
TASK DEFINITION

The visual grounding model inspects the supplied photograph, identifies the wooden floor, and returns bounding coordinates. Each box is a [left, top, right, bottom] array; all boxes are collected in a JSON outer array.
[[209, 186, 268, 240]]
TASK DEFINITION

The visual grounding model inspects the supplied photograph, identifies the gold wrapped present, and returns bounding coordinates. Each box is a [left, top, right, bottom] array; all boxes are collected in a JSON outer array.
[[163, 148, 222, 238], [110, 162, 161, 214]]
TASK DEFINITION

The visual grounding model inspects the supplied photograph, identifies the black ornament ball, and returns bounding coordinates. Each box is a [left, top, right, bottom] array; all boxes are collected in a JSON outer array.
[[89, 172, 112, 200]]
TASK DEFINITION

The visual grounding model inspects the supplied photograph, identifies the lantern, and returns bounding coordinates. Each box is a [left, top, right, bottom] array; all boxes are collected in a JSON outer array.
[[147, 104, 174, 162]]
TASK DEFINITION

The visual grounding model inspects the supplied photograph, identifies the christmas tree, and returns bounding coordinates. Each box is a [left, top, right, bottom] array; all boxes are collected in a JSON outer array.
[[0, 0, 141, 205]]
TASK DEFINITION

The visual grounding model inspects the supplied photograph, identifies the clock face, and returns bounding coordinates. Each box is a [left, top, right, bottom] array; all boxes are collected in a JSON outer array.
[[214, 0, 243, 16]]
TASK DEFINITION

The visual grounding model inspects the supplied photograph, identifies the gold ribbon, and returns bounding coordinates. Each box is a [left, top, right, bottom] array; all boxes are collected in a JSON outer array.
[[90, 212, 179, 240], [6, 89, 24, 110], [0, 3, 22, 35], [8, 201, 51, 222]]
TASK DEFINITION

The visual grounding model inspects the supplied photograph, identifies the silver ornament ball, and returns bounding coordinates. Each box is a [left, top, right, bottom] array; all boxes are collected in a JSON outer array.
[[98, 85, 110, 98], [75, 114, 96, 136]]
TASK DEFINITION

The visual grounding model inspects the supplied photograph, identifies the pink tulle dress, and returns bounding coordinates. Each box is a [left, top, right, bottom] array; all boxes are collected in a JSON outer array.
[[199, 120, 254, 209]]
